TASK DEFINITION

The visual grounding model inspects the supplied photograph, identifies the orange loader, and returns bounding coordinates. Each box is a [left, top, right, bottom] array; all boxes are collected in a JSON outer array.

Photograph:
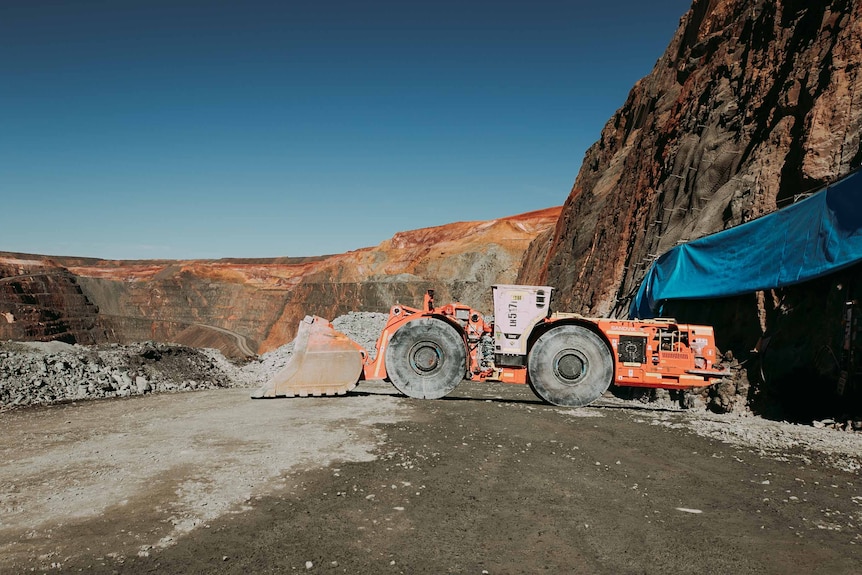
[[251, 285, 728, 407]]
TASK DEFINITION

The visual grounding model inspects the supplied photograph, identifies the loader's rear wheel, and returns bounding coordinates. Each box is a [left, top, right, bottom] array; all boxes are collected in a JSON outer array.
[[527, 325, 613, 407], [385, 317, 467, 399]]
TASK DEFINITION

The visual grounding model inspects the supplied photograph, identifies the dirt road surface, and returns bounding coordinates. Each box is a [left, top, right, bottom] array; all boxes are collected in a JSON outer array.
[[2, 381, 860, 574]]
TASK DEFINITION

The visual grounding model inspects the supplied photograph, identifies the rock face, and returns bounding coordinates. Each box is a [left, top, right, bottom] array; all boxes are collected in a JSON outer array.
[[520, 0, 862, 316], [0, 207, 559, 357], [0, 257, 110, 345], [519, 0, 862, 418]]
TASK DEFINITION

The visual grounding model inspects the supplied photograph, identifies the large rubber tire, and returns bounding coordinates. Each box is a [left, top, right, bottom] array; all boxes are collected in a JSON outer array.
[[385, 317, 467, 399], [527, 325, 614, 407]]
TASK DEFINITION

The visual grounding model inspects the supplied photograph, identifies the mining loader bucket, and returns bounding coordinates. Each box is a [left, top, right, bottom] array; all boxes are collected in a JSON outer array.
[[251, 315, 364, 399]]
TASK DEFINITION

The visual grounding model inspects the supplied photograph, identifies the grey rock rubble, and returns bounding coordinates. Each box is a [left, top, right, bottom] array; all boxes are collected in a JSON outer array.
[[0, 340, 236, 410], [332, 311, 390, 360], [0, 312, 390, 411]]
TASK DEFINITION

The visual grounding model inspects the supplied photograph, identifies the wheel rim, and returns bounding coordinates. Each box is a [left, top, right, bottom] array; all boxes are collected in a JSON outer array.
[[410, 341, 442, 375], [553, 349, 587, 383]]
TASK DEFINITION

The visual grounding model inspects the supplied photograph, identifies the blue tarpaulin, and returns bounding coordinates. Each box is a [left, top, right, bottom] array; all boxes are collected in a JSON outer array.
[[629, 170, 862, 319]]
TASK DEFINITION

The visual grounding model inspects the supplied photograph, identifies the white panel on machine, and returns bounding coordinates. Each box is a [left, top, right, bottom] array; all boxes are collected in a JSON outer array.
[[492, 284, 554, 359]]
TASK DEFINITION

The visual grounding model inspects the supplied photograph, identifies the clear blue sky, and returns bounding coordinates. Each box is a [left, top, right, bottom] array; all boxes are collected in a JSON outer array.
[[1, 0, 691, 260]]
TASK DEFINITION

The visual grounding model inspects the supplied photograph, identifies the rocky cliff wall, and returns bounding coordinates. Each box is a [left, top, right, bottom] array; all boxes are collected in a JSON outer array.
[[0, 257, 111, 345], [519, 0, 862, 418], [521, 0, 861, 315]]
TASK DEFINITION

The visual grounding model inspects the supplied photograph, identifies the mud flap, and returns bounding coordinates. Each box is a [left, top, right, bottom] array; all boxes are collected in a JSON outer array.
[[251, 316, 364, 398]]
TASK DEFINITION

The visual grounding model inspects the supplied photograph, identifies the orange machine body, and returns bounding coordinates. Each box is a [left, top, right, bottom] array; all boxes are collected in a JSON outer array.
[[361, 291, 726, 391]]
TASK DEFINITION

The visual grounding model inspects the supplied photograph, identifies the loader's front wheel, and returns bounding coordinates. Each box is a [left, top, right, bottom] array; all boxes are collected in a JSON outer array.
[[385, 317, 467, 399], [527, 325, 613, 407]]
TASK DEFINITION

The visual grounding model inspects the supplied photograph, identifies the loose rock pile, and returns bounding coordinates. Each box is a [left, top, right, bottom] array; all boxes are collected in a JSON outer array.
[[332, 311, 390, 359], [0, 312, 390, 410], [0, 340, 237, 409]]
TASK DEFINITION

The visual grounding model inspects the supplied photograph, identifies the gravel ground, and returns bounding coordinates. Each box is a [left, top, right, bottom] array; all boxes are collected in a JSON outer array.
[[1, 381, 859, 574], [595, 395, 862, 474], [1, 311, 861, 573]]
